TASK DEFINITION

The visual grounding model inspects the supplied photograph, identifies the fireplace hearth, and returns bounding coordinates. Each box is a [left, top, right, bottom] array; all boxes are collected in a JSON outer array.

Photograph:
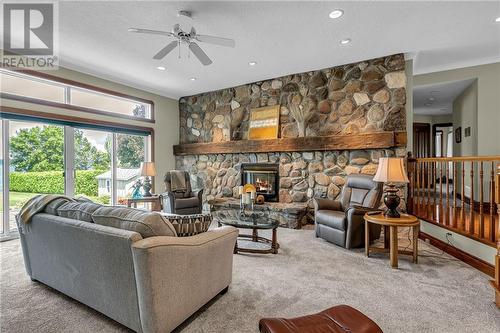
[[241, 163, 279, 202]]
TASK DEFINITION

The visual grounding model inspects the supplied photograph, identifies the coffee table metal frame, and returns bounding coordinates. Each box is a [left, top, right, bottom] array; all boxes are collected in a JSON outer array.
[[215, 210, 280, 254]]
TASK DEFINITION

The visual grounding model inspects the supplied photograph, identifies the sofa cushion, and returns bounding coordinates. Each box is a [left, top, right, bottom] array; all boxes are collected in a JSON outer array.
[[175, 197, 199, 209], [57, 201, 102, 222], [316, 210, 346, 231], [92, 206, 177, 238], [44, 197, 73, 215], [162, 213, 211, 237]]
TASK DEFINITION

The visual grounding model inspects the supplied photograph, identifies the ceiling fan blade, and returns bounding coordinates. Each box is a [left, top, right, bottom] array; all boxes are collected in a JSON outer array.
[[195, 34, 235, 48], [128, 28, 174, 37], [189, 42, 213, 66], [153, 41, 178, 60]]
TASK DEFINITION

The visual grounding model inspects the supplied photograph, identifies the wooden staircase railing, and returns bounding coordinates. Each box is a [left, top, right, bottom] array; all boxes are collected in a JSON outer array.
[[407, 156, 500, 247]]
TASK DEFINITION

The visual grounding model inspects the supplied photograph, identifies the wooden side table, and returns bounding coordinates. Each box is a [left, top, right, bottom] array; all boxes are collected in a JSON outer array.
[[363, 212, 419, 269], [126, 196, 162, 212]]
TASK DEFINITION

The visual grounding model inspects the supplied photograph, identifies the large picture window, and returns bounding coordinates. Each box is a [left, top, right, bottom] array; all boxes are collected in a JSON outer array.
[[0, 117, 152, 240], [0, 70, 154, 122]]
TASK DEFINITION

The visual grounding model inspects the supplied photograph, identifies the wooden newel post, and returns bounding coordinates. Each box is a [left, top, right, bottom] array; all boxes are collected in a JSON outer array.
[[493, 165, 500, 308], [406, 152, 415, 215]]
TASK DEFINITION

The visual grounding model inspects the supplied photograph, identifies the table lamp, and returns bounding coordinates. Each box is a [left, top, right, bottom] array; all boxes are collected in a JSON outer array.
[[140, 162, 156, 197], [373, 157, 409, 218]]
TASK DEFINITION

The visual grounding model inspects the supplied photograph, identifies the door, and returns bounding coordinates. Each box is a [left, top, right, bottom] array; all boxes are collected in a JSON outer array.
[[413, 123, 431, 188], [413, 123, 431, 158]]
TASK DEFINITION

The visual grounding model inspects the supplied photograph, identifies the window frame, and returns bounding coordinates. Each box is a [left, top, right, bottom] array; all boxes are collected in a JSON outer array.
[[0, 69, 155, 123], [0, 112, 154, 240]]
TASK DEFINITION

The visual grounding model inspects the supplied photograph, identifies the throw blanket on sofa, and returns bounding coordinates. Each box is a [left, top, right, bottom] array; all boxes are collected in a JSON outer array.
[[170, 170, 187, 192], [17, 194, 74, 224]]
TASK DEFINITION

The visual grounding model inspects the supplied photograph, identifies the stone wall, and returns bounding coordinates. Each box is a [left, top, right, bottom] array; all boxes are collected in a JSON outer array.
[[176, 148, 407, 208], [176, 54, 408, 209], [179, 54, 406, 143]]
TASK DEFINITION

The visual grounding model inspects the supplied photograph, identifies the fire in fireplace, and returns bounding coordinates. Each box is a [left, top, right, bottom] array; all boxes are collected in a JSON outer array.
[[241, 163, 279, 202]]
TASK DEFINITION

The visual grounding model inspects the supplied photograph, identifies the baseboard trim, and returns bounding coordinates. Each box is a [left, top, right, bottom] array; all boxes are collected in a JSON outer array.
[[419, 232, 494, 277]]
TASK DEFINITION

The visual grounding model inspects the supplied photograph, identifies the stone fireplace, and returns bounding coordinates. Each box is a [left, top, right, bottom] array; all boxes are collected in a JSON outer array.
[[241, 163, 279, 201], [174, 53, 408, 214]]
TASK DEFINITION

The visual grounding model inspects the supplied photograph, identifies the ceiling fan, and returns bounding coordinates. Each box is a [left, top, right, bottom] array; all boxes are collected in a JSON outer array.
[[128, 12, 235, 66]]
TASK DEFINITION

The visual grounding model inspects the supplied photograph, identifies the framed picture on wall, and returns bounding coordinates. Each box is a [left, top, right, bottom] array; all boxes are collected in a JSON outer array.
[[455, 127, 462, 143], [248, 105, 280, 140]]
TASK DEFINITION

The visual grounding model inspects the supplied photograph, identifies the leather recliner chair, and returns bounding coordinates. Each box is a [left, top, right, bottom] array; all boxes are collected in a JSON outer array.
[[161, 171, 203, 215], [314, 174, 383, 249]]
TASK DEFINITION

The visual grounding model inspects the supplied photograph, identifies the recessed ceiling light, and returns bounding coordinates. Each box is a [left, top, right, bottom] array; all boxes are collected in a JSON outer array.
[[495, 17, 500, 22], [156, 66, 166, 71], [428, 97, 435, 101], [340, 38, 351, 45], [329, 9, 344, 19], [189, 77, 196, 81], [128, 28, 139, 32], [249, 61, 257, 66]]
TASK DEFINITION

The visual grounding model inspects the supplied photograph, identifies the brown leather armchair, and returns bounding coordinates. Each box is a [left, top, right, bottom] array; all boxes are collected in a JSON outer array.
[[314, 174, 383, 249], [161, 171, 203, 215]]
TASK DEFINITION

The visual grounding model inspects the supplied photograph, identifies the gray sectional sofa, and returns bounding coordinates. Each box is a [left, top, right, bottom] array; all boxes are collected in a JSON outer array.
[[17, 198, 238, 333]]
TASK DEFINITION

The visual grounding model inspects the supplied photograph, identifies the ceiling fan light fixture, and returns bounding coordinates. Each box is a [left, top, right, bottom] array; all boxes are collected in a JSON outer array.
[[329, 9, 344, 19], [340, 38, 351, 45], [248, 61, 257, 66], [156, 66, 166, 71], [189, 77, 197, 81]]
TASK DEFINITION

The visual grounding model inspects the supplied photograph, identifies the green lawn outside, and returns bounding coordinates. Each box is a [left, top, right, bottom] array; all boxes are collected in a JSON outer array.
[[6, 191, 110, 209], [9, 192, 40, 208]]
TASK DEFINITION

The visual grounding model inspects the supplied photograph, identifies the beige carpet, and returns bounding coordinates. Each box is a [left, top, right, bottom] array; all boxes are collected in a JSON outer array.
[[1, 227, 499, 333]]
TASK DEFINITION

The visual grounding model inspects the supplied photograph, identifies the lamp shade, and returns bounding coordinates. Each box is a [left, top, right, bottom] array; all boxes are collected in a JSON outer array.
[[373, 158, 409, 183], [140, 162, 156, 177]]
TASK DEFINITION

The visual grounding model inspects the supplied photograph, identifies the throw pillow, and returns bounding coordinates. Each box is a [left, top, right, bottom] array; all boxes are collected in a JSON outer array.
[[162, 213, 212, 237]]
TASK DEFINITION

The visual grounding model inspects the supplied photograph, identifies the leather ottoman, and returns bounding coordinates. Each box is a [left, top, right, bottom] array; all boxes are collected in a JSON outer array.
[[259, 305, 383, 333]]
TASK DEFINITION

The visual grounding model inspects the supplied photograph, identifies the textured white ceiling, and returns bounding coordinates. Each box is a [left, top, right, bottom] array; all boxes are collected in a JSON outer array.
[[55, 1, 500, 98], [413, 79, 475, 116]]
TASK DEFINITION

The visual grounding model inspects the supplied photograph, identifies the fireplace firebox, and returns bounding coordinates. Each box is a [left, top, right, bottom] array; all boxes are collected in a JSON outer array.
[[241, 163, 279, 202]]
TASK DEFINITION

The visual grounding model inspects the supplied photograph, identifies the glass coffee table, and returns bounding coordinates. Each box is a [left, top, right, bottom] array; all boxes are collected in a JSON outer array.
[[213, 209, 280, 254]]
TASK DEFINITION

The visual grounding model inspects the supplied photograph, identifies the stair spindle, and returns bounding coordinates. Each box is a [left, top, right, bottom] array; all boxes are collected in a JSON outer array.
[[461, 161, 466, 229], [427, 161, 432, 219], [470, 161, 475, 234], [453, 162, 458, 228], [440, 161, 444, 223], [416, 162, 421, 213], [446, 161, 450, 225], [489, 162, 496, 242]]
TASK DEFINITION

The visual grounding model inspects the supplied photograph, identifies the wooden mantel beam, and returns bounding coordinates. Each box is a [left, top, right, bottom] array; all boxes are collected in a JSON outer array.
[[173, 131, 406, 156]]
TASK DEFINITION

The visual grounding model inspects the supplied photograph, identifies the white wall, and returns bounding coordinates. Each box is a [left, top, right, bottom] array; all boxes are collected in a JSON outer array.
[[420, 220, 496, 265], [452, 81, 478, 157], [1, 66, 179, 192], [413, 62, 500, 156]]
